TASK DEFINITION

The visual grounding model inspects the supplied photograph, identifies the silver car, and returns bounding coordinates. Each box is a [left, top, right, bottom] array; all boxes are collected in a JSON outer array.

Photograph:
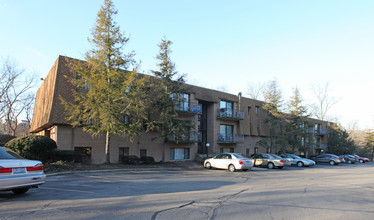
[[204, 153, 253, 172], [280, 154, 316, 167], [252, 154, 291, 169], [0, 147, 46, 194]]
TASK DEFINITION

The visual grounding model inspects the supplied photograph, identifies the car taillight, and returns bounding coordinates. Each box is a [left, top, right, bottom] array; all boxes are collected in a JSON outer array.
[[239, 160, 244, 165], [339, 158, 343, 161], [27, 163, 44, 171], [0, 166, 12, 173], [280, 160, 285, 163]]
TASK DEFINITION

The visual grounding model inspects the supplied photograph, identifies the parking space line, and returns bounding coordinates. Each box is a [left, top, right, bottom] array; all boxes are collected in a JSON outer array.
[[40, 187, 95, 194]]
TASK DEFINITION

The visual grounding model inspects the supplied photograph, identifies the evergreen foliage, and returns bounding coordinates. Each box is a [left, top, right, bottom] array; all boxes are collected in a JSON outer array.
[[364, 130, 374, 161], [5, 135, 57, 162], [327, 123, 356, 155], [148, 37, 192, 161], [61, 0, 150, 163], [258, 79, 286, 153]]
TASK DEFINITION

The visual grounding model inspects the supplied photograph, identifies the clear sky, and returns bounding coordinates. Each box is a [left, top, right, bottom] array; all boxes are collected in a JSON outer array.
[[1, 0, 373, 129]]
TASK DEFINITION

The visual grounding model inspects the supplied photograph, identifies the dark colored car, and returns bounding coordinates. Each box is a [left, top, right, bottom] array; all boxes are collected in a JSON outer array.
[[352, 154, 370, 163], [310, 154, 343, 165], [339, 155, 356, 164]]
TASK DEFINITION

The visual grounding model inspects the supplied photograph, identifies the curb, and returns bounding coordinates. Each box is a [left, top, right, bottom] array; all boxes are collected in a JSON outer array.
[[46, 165, 204, 177]]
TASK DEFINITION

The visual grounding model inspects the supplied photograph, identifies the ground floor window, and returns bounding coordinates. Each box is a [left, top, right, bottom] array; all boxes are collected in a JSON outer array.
[[246, 148, 250, 157], [140, 149, 147, 158], [74, 147, 92, 163], [119, 147, 129, 162], [254, 147, 258, 154], [220, 147, 234, 153], [170, 148, 189, 160]]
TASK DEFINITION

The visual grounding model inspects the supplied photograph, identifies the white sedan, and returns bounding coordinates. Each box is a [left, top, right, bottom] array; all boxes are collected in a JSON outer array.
[[0, 147, 46, 194], [204, 153, 253, 172]]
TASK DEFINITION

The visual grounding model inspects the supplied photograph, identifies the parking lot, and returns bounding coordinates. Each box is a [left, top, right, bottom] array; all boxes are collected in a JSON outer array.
[[1, 163, 374, 220]]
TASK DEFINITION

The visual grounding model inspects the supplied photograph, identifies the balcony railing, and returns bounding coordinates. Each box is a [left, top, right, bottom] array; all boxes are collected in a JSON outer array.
[[315, 129, 327, 135], [217, 134, 244, 143], [320, 143, 327, 149], [167, 132, 198, 143], [175, 102, 201, 115], [217, 109, 244, 120]]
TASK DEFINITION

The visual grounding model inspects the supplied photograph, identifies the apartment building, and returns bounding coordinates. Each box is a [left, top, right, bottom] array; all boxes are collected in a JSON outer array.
[[30, 56, 328, 164]]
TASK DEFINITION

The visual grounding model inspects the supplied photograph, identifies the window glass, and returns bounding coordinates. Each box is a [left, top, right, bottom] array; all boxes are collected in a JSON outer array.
[[0, 148, 23, 159]]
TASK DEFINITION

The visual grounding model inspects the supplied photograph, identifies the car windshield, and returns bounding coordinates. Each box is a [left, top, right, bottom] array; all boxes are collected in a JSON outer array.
[[270, 154, 282, 159], [0, 148, 23, 159], [292, 155, 302, 159], [232, 153, 249, 159]]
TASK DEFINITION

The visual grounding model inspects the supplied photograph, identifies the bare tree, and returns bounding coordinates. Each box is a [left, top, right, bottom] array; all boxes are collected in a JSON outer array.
[[216, 84, 229, 93], [246, 81, 265, 100], [0, 57, 37, 136], [311, 82, 338, 121]]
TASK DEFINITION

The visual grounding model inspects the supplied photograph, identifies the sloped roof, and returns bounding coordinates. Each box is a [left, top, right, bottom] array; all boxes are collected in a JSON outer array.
[[30, 56, 75, 133]]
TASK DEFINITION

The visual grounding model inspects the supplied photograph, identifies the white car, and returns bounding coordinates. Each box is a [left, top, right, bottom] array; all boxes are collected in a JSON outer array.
[[204, 153, 253, 172], [0, 147, 46, 194], [280, 154, 316, 167]]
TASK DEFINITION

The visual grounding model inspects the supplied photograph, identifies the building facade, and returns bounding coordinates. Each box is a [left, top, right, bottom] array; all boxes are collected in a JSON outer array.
[[30, 56, 329, 164]]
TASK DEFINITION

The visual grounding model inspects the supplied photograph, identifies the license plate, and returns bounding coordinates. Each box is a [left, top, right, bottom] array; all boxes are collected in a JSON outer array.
[[12, 168, 26, 174]]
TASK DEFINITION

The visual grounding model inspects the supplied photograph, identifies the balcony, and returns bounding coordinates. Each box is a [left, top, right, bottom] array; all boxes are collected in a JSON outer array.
[[319, 143, 327, 149], [315, 129, 327, 135], [217, 134, 244, 144], [175, 102, 201, 115], [167, 132, 198, 143], [217, 109, 244, 121]]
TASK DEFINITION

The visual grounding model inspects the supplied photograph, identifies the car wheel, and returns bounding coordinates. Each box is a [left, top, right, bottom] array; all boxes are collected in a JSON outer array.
[[205, 162, 212, 169], [12, 187, 29, 194], [267, 162, 275, 169], [228, 164, 236, 172], [329, 160, 335, 165], [359, 159, 364, 163], [348, 160, 352, 164], [297, 161, 304, 167]]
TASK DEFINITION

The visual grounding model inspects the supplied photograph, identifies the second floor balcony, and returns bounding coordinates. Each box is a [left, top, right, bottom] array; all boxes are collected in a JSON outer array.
[[315, 129, 327, 135], [217, 134, 244, 143], [175, 102, 201, 115], [217, 108, 244, 121]]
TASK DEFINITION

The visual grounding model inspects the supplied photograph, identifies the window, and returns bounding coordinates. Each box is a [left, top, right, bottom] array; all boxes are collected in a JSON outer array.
[[219, 124, 233, 142], [171, 93, 189, 111], [301, 137, 305, 146], [255, 106, 259, 117], [74, 147, 92, 164], [315, 124, 321, 132], [119, 147, 129, 162], [220, 100, 233, 117], [170, 148, 190, 160], [254, 147, 258, 154], [140, 149, 147, 158], [220, 148, 234, 153], [247, 107, 251, 116], [246, 148, 250, 157]]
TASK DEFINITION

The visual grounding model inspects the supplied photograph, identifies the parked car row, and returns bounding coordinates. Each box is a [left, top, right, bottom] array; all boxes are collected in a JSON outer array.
[[204, 152, 370, 172], [0, 147, 46, 194]]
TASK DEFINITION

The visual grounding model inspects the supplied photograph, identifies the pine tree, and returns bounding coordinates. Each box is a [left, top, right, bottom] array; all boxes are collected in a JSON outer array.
[[286, 87, 312, 153], [258, 79, 285, 153], [61, 0, 149, 163], [148, 37, 192, 161]]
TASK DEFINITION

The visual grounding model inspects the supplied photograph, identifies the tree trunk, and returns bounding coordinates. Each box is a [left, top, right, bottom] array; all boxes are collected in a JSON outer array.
[[105, 131, 111, 163]]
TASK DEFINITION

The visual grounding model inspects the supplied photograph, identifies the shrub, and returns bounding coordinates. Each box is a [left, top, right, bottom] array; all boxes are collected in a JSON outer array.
[[5, 135, 57, 163], [54, 150, 75, 162], [122, 155, 140, 164], [140, 156, 155, 164]]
